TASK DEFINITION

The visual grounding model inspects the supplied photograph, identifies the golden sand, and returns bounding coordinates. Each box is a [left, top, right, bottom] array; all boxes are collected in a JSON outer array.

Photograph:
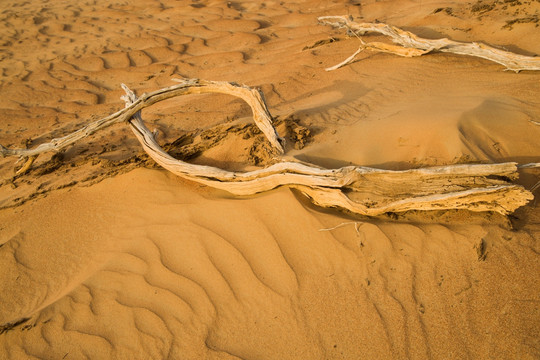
[[1, 0, 539, 359]]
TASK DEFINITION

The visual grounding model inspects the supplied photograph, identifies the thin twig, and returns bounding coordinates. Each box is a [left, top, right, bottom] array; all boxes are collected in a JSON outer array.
[[319, 221, 363, 233], [325, 46, 364, 71]]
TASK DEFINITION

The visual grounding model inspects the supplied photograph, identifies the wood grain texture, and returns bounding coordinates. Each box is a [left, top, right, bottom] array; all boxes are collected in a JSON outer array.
[[122, 83, 532, 216], [319, 16, 540, 72], [0, 79, 533, 216]]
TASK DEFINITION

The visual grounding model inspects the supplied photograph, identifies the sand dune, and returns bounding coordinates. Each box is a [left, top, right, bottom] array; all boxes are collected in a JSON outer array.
[[1, 169, 539, 359], [1, 0, 539, 359]]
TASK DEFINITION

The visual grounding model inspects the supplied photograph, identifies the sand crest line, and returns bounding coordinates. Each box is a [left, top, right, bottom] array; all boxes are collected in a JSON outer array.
[[319, 15, 540, 72], [1, 78, 533, 215]]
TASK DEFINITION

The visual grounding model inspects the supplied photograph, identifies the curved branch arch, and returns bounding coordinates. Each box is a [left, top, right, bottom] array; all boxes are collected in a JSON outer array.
[[0, 79, 534, 216]]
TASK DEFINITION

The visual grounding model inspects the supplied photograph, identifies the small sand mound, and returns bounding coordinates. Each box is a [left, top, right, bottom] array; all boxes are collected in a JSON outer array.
[[0, 0, 539, 359]]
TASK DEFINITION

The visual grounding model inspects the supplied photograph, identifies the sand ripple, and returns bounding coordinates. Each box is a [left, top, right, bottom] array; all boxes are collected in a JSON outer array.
[[1, 0, 539, 359]]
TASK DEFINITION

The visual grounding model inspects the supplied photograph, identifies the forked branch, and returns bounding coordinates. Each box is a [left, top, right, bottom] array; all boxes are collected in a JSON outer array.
[[0, 79, 284, 160], [319, 15, 540, 72], [0, 80, 534, 216], [122, 83, 532, 216]]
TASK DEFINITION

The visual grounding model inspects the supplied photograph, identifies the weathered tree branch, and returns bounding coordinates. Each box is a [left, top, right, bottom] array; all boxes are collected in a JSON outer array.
[[123, 83, 532, 216], [0, 79, 284, 160], [0, 80, 534, 216], [319, 16, 540, 72]]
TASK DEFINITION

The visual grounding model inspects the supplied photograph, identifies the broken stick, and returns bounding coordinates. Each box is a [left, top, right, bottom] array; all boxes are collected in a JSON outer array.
[[319, 15, 540, 72], [0, 79, 534, 216], [122, 82, 532, 216], [0, 79, 284, 164]]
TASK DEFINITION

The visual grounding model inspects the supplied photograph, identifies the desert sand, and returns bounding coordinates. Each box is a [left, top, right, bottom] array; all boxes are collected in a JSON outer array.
[[1, 0, 539, 359]]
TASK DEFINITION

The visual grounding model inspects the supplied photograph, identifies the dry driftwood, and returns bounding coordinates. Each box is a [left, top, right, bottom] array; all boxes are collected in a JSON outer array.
[[0, 79, 534, 216], [319, 16, 540, 72], [123, 81, 532, 216], [0, 79, 284, 168]]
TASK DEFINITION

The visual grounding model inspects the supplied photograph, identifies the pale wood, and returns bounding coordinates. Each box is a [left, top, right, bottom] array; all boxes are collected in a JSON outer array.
[[0, 80, 533, 216], [0, 79, 284, 160], [319, 16, 540, 72], [519, 163, 540, 169], [122, 85, 532, 216]]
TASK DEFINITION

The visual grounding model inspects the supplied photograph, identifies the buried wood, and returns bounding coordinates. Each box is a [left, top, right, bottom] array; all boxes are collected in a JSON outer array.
[[318, 16, 540, 72], [0, 79, 534, 216], [123, 81, 532, 216], [0, 79, 284, 169]]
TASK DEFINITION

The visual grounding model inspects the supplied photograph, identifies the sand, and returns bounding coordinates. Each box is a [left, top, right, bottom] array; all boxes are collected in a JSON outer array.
[[0, 0, 539, 359]]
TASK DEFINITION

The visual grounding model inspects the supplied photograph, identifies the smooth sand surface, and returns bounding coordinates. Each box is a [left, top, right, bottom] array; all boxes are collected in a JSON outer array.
[[1, 0, 539, 359]]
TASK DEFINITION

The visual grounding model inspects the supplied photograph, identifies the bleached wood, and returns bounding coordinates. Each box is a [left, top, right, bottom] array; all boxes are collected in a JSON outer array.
[[519, 163, 540, 169], [121, 85, 532, 215], [0, 79, 284, 160], [325, 46, 365, 71], [0, 80, 533, 216], [319, 16, 540, 72]]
